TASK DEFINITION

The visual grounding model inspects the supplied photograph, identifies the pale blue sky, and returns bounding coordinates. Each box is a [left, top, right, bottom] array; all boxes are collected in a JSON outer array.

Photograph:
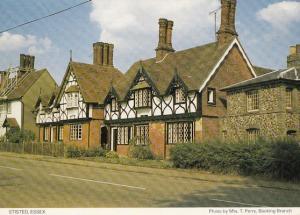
[[0, 0, 299, 84]]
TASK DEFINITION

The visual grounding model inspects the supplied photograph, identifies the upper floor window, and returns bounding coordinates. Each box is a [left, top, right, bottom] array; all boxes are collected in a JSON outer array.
[[207, 88, 216, 105], [111, 98, 118, 112], [70, 124, 82, 141], [286, 88, 293, 109], [247, 90, 259, 112], [247, 128, 260, 143], [66, 93, 79, 108], [134, 88, 151, 108], [175, 88, 186, 104]]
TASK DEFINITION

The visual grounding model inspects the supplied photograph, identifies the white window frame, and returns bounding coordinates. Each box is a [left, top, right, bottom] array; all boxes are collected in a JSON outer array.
[[44, 127, 49, 141], [135, 125, 149, 145], [207, 88, 216, 105], [175, 88, 186, 104], [167, 122, 194, 144], [58, 126, 64, 141], [70, 124, 82, 141], [134, 88, 151, 108], [111, 98, 118, 112], [66, 93, 79, 108], [117, 126, 132, 145]]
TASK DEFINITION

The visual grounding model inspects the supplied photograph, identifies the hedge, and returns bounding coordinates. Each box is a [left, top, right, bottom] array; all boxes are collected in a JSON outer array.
[[170, 139, 300, 181]]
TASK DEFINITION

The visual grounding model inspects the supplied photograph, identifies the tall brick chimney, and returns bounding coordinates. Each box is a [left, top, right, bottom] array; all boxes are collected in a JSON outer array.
[[20, 54, 35, 70], [217, 0, 238, 45], [287, 44, 300, 68], [155, 18, 175, 61], [93, 42, 114, 66]]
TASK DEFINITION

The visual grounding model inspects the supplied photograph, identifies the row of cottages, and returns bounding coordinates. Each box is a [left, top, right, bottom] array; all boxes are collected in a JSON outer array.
[[0, 54, 57, 138], [221, 45, 300, 142], [35, 0, 271, 157]]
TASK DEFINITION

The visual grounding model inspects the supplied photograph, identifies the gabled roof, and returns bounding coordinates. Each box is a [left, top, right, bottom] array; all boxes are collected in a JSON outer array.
[[222, 67, 300, 91], [57, 61, 124, 104], [2, 69, 49, 100], [115, 38, 255, 100]]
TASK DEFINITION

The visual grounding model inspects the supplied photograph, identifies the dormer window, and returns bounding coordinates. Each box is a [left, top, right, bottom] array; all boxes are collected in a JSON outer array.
[[111, 98, 118, 112], [134, 88, 151, 108], [66, 93, 79, 108], [175, 88, 186, 104]]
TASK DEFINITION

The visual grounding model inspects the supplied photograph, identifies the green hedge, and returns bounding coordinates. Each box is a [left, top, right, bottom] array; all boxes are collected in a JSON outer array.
[[65, 145, 108, 158], [170, 140, 300, 181]]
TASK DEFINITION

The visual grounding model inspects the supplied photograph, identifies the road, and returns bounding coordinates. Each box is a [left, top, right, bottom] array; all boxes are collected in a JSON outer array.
[[0, 153, 300, 207]]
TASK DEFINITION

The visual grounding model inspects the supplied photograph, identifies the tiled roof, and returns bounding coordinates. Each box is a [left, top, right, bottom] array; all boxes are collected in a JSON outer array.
[[222, 67, 300, 91], [68, 62, 124, 103], [253, 66, 274, 76], [3, 69, 48, 100], [115, 41, 233, 100]]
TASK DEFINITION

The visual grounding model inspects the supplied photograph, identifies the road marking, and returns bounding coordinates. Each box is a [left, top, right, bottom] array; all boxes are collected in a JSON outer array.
[[49, 174, 146, 190], [208, 198, 268, 207], [0, 165, 22, 171]]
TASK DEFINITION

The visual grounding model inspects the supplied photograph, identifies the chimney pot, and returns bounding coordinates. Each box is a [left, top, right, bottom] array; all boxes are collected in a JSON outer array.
[[156, 18, 175, 61], [287, 44, 300, 68], [93, 42, 114, 66], [20, 54, 35, 70]]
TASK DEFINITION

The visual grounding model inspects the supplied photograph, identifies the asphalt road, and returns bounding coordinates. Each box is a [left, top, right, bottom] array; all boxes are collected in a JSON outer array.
[[0, 153, 300, 207]]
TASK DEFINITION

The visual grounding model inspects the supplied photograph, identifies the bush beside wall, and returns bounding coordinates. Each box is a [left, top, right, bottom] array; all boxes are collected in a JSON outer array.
[[170, 139, 300, 181]]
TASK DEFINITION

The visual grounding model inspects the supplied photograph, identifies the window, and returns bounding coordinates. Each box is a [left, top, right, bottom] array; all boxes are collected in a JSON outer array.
[[175, 88, 186, 104], [247, 90, 259, 112], [134, 89, 151, 108], [287, 130, 296, 139], [207, 88, 216, 105], [286, 88, 293, 109], [222, 130, 228, 141], [70, 124, 82, 140], [167, 122, 194, 144], [111, 98, 118, 112], [58, 126, 64, 141], [44, 127, 49, 141], [7, 103, 11, 114], [117, 126, 132, 145], [66, 93, 79, 108], [247, 128, 260, 143], [135, 125, 149, 145]]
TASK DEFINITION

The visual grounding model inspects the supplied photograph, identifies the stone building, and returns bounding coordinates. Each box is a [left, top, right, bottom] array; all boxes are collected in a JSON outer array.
[[221, 45, 300, 142], [0, 54, 57, 138]]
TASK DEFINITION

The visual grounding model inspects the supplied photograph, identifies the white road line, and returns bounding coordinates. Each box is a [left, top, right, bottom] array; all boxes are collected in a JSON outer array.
[[209, 198, 268, 207], [49, 174, 146, 190], [0, 165, 22, 171]]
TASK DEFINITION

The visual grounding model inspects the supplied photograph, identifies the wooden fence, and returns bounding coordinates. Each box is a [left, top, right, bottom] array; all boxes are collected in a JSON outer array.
[[0, 141, 65, 157]]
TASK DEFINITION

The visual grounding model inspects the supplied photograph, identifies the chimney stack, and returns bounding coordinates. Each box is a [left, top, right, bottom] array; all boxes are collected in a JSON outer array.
[[93, 42, 114, 66], [287, 44, 300, 68], [217, 0, 238, 45], [155, 18, 175, 61], [20, 54, 35, 71]]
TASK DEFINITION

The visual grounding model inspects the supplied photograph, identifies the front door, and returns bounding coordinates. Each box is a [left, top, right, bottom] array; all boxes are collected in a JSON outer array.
[[101, 126, 108, 148]]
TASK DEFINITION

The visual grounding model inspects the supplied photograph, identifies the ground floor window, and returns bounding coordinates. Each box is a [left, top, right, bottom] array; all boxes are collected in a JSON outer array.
[[247, 128, 260, 143], [167, 122, 194, 144], [135, 125, 149, 145], [43, 127, 49, 142], [58, 126, 64, 141], [117, 126, 132, 145], [70, 124, 82, 141]]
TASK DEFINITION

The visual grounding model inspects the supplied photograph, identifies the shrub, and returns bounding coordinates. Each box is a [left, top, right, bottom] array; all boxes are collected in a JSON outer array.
[[65, 145, 81, 158], [105, 151, 119, 159], [169, 139, 300, 181], [6, 128, 35, 144], [128, 144, 154, 160], [81, 147, 108, 157]]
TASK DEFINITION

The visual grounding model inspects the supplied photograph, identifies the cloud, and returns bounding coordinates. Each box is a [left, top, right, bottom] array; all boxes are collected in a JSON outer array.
[[257, 1, 300, 29], [0, 32, 52, 55], [90, 0, 219, 71]]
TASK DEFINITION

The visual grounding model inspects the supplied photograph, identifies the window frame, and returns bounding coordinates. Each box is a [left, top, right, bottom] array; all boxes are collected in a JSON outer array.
[[43, 127, 49, 142], [167, 121, 194, 144], [246, 90, 259, 112], [58, 126, 64, 141], [111, 98, 118, 112], [117, 126, 132, 145], [247, 128, 260, 143], [135, 124, 149, 145], [207, 88, 216, 105], [70, 124, 82, 141], [66, 92, 79, 109], [174, 88, 186, 104], [134, 88, 152, 109], [286, 88, 293, 109]]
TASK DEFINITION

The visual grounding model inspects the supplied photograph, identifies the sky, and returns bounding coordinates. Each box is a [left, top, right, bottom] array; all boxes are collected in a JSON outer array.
[[0, 0, 299, 84]]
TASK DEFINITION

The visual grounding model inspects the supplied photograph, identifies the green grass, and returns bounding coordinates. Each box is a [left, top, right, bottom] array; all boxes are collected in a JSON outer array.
[[0, 152, 300, 207]]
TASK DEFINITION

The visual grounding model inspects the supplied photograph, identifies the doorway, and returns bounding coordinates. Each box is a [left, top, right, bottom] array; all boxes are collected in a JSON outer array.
[[111, 128, 118, 151], [101, 126, 108, 148]]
